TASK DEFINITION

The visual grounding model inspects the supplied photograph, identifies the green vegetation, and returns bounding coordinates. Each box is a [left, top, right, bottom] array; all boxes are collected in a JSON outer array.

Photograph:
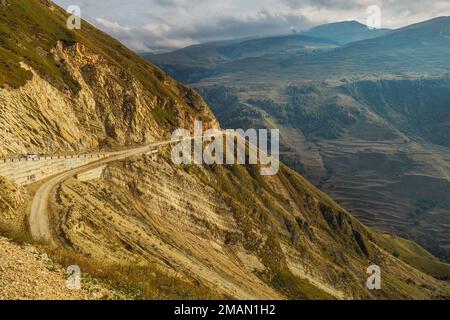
[[0, 0, 81, 91], [0, 0, 220, 138], [247, 96, 355, 140], [271, 269, 335, 300], [151, 107, 178, 126], [380, 235, 450, 280], [0, 0, 193, 121]]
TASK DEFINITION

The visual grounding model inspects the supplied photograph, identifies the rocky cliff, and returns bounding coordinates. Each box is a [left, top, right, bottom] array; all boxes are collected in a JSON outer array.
[[0, 0, 449, 299]]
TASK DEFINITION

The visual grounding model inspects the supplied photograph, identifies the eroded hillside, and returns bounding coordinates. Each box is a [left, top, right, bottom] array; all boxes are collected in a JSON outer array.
[[49, 151, 449, 299], [0, 0, 449, 299], [0, 0, 217, 157], [197, 79, 450, 261], [149, 17, 450, 261]]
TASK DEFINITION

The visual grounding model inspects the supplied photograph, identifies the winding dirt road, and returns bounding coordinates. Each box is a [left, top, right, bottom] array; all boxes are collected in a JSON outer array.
[[29, 140, 184, 243], [28, 134, 227, 243]]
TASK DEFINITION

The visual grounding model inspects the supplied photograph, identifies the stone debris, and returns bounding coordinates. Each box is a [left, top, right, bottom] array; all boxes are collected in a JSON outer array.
[[0, 236, 124, 300]]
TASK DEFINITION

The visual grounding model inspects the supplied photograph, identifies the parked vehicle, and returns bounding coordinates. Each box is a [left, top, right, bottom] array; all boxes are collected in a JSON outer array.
[[25, 152, 39, 161]]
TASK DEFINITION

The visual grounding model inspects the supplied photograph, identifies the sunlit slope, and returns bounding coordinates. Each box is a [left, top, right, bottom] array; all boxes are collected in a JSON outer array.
[[148, 16, 450, 261], [0, 1, 448, 299], [0, 0, 217, 156]]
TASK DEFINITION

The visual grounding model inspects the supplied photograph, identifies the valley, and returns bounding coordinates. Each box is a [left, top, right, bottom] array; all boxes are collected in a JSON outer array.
[[149, 18, 450, 261], [0, 0, 449, 300]]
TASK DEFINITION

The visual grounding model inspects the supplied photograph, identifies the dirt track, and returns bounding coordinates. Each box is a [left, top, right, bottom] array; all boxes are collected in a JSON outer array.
[[29, 141, 175, 242], [28, 134, 226, 242]]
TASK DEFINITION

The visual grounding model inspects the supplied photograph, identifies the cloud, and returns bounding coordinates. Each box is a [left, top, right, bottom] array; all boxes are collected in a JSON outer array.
[[282, 0, 366, 11], [54, 0, 450, 52], [282, 0, 450, 27], [162, 10, 312, 42], [91, 9, 313, 52], [95, 18, 131, 32]]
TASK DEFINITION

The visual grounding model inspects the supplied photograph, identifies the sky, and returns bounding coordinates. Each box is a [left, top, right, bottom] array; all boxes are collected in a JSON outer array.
[[54, 0, 450, 52]]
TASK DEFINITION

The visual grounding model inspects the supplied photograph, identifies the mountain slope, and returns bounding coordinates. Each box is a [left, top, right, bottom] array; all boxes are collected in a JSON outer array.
[[50, 153, 449, 299], [152, 17, 450, 84], [0, 0, 449, 299], [0, 0, 217, 157], [148, 16, 450, 261], [300, 16, 450, 77], [147, 34, 338, 83], [303, 20, 390, 44]]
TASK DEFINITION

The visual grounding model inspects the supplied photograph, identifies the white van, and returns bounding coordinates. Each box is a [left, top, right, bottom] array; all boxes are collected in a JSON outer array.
[[26, 153, 39, 161]]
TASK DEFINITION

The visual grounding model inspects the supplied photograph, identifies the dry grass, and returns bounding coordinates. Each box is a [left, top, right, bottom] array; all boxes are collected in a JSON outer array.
[[45, 247, 226, 300]]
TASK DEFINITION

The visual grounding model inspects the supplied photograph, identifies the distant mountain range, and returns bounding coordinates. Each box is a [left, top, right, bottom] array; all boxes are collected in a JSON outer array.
[[149, 17, 450, 83], [0, 1, 448, 299], [303, 20, 390, 44], [146, 17, 450, 261], [307, 16, 450, 77], [144, 20, 391, 82]]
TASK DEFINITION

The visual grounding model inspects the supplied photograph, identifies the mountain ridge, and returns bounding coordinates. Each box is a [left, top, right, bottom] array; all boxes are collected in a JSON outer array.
[[0, 0, 448, 299], [147, 15, 450, 262], [303, 20, 390, 44]]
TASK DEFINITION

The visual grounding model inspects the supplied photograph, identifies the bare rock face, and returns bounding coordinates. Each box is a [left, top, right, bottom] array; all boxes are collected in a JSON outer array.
[[0, 177, 26, 219], [41, 0, 53, 9], [0, 1, 448, 300], [0, 40, 218, 157]]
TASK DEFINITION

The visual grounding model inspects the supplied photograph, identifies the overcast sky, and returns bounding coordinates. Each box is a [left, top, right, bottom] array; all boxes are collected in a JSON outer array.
[[54, 0, 450, 52]]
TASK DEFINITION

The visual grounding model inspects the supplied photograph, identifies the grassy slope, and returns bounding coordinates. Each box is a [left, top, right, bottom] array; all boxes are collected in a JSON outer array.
[[0, 0, 185, 102], [380, 235, 450, 280], [180, 155, 448, 298], [199, 86, 450, 279]]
